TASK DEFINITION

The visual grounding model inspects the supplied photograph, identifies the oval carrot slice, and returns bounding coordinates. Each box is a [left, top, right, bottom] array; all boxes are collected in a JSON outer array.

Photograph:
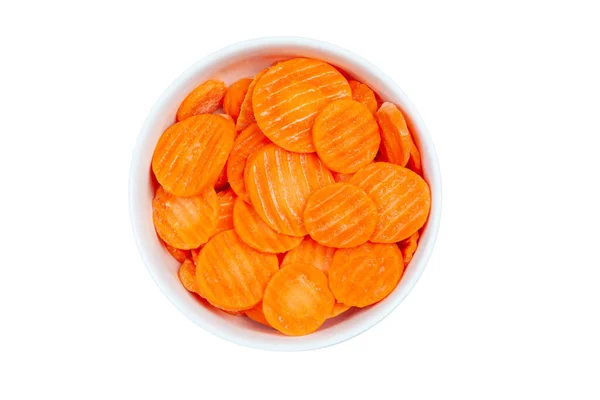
[[329, 242, 404, 307], [406, 133, 423, 176], [245, 302, 271, 327], [313, 99, 380, 173], [236, 69, 268, 132], [253, 58, 351, 153], [162, 239, 190, 263], [176, 80, 227, 121], [376, 102, 412, 167], [178, 259, 197, 293], [195, 230, 278, 312], [303, 183, 377, 248], [214, 164, 229, 191], [244, 144, 334, 236], [226, 123, 271, 203], [349, 80, 377, 114], [399, 231, 420, 267], [223, 78, 252, 122], [216, 188, 236, 234], [332, 171, 354, 183], [350, 162, 431, 243], [263, 263, 335, 336], [152, 187, 218, 249], [152, 114, 236, 197], [330, 303, 351, 318], [281, 236, 335, 275], [233, 197, 303, 253]]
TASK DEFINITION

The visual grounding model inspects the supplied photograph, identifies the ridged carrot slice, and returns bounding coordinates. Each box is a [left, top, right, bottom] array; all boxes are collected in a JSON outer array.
[[245, 302, 271, 327], [313, 99, 380, 173], [176, 80, 227, 121], [350, 162, 431, 243], [223, 78, 252, 122], [195, 230, 278, 312], [281, 236, 335, 275], [226, 123, 271, 202], [349, 80, 377, 114], [178, 259, 197, 293], [236, 69, 268, 132], [329, 242, 404, 307], [303, 183, 377, 248], [376, 102, 412, 167], [332, 171, 354, 183], [253, 58, 351, 153], [329, 303, 351, 318], [162, 239, 190, 263], [233, 197, 303, 253], [406, 133, 423, 176], [152, 114, 236, 197], [216, 188, 236, 234], [152, 187, 218, 249], [263, 263, 335, 336], [399, 231, 420, 266], [244, 144, 335, 236]]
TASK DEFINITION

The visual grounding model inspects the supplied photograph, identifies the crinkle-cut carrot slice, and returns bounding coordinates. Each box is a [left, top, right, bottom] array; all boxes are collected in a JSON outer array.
[[176, 80, 227, 121], [406, 133, 423, 176], [153, 187, 218, 249], [253, 58, 351, 153], [216, 188, 236, 234], [223, 78, 252, 122], [332, 171, 354, 183], [281, 236, 335, 275], [152, 114, 236, 197], [244, 144, 334, 237], [376, 102, 412, 167], [191, 247, 202, 264], [313, 99, 380, 173], [329, 242, 404, 307], [233, 197, 303, 254], [350, 162, 431, 243], [303, 183, 377, 248], [178, 259, 197, 293], [348, 80, 377, 114], [214, 164, 229, 191], [399, 231, 420, 267], [162, 239, 190, 263], [195, 230, 278, 312], [245, 302, 271, 327], [263, 263, 335, 336], [236, 69, 268, 132], [329, 303, 351, 318], [227, 123, 271, 202]]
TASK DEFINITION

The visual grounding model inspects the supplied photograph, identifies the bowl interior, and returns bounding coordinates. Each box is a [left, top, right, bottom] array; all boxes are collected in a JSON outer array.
[[130, 38, 441, 351]]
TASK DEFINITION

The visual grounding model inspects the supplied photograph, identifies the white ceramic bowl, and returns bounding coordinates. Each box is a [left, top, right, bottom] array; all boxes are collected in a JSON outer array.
[[129, 37, 441, 351]]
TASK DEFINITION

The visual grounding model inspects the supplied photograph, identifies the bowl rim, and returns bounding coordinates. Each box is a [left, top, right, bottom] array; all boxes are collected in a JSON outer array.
[[129, 36, 442, 351]]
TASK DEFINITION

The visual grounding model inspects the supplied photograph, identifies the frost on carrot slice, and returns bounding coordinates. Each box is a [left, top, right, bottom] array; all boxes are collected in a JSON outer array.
[[253, 58, 351, 153], [236, 69, 268, 132], [178, 259, 197, 293], [152, 114, 236, 197], [349, 80, 377, 114], [245, 302, 271, 327], [329, 303, 351, 318], [376, 102, 412, 167], [399, 231, 420, 267], [195, 230, 278, 312], [303, 183, 377, 248], [233, 197, 303, 254], [313, 99, 380, 173], [176, 79, 227, 121], [262, 263, 335, 336], [153, 187, 218, 249], [215, 188, 236, 234], [329, 242, 404, 307], [281, 236, 335, 275], [223, 78, 252, 122], [161, 239, 190, 263], [350, 162, 431, 243], [244, 144, 334, 237]]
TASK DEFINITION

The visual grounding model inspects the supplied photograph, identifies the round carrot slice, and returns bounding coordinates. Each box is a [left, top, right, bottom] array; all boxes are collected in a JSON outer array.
[[303, 183, 377, 248], [332, 171, 354, 183], [195, 230, 278, 312], [399, 231, 420, 267], [233, 197, 303, 253], [161, 240, 190, 263], [152, 114, 236, 197], [178, 259, 197, 293], [281, 236, 335, 275], [223, 78, 252, 122], [216, 188, 236, 234], [236, 69, 268, 132], [152, 187, 218, 249], [349, 80, 377, 114], [176, 79, 226, 121], [245, 302, 271, 327], [350, 163, 431, 243], [313, 99, 380, 173], [376, 102, 412, 167], [253, 58, 351, 153], [406, 134, 423, 176], [329, 242, 404, 307], [244, 144, 334, 236], [226, 123, 271, 203], [263, 263, 335, 336], [330, 303, 351, 318]]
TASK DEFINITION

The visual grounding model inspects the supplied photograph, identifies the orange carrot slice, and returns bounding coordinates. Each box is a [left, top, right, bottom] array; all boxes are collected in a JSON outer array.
[[216, 188, 236, 234], [223, 78, 252, 122], [178, 259, 197, 293], [226, 123, 271, 202], [176, 80, 226, 121], [406, 133, 423, 176], [281, 236, 335, 275], [253, 58, 351, 153], [191, 247, 202, 264], [214, 164, 229, 191], [376, 102, 412, 167], [263, 263, 335, 336], [195, 230, 278, 312], [233, 197, 303, 253], [152, 187, 218, 249], [399, 231, 420, 266], [244, 144, 334, 236], [313, 99, 380, 173], [245, 302, 271, 327], [330, 303, 351, 318], [332, 171, 354, 183], [152, 114, 236, 197], [303, 183, 377, 248], [350, 162, 431, 243], [329, 242, 404, 307], [236, 69, 268, 132], [349, 80, 377, 114], [162, 240, 190, 263]]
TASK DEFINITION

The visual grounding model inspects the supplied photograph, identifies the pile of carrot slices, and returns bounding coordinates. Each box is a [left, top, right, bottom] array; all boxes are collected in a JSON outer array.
[[151, 58, 431, 336]]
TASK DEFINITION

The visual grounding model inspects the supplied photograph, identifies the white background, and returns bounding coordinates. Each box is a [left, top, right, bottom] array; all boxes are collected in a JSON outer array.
[[1, 1, 599, 399]]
